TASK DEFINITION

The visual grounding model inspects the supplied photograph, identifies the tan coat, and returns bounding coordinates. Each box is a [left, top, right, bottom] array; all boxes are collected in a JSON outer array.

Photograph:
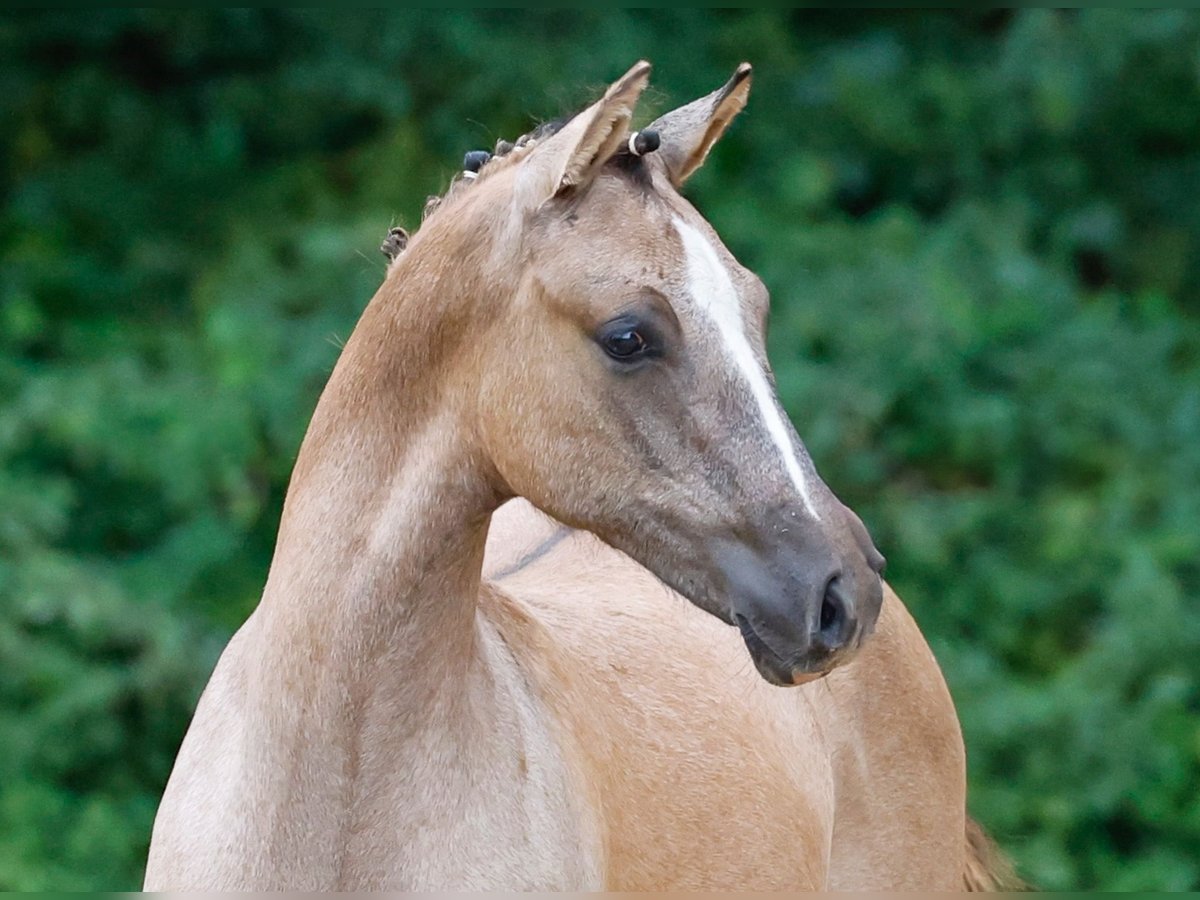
[[143, 61, 1010, 891]]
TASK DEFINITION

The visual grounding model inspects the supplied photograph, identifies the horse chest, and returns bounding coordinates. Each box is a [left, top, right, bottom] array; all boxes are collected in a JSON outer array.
[[146, 618, 604, 891], [344, 624, 605, 890]]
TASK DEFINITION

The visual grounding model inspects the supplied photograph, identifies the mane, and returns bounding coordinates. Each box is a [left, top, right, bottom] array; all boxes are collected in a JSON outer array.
[[419, 119, 568, 224], [420, 116, 652, 218], [381, 115, 653, 265]]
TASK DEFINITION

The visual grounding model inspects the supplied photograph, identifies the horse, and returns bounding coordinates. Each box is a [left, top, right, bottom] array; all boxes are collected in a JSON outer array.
[[144, 61, 1014, 891]]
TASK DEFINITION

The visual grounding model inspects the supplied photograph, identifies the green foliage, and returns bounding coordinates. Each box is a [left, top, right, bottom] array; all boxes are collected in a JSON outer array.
[[2, 9, 1198, 890]]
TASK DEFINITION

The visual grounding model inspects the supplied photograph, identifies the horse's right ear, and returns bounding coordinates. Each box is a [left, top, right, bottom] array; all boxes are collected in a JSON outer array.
[[516, 60, 652, 206]]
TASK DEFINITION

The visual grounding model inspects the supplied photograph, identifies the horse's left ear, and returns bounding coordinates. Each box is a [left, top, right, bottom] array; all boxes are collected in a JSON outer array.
[[518, 60, 651, 205], [648, 62, 752, 188]]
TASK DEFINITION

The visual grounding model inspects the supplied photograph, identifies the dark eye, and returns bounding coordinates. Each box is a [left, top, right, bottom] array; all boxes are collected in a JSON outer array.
[[603, 328, 647, 360]]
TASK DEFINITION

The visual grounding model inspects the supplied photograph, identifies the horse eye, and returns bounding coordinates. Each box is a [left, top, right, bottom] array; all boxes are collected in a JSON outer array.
[[603, 329, 647, 360]]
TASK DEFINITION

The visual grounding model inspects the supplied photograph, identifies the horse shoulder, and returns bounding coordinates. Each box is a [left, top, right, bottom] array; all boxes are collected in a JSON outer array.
[[481, 522, 836, 890]]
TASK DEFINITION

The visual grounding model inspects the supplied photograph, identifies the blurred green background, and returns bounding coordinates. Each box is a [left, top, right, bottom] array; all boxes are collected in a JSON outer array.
[[2, 9, 1198, 891]]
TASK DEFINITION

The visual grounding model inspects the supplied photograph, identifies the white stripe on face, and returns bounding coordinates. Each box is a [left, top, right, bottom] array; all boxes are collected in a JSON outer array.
[[673, 217, 821, 520]]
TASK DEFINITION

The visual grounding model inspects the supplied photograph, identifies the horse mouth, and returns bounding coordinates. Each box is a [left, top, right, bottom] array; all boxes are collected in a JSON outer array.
[[735, 615, 836, 687]]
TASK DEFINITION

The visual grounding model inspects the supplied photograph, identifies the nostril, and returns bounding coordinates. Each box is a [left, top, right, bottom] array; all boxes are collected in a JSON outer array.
[[818, 576, 851, 647], [819, 592, 839, 633]]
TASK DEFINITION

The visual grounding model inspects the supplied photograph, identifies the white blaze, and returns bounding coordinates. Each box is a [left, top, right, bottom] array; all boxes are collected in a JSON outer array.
[[673, 217, 821, 520]]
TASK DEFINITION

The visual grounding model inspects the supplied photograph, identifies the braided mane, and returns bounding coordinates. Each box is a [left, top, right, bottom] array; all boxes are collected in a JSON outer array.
[[382, 116, 654, 264], [421, 119, 568, 224]]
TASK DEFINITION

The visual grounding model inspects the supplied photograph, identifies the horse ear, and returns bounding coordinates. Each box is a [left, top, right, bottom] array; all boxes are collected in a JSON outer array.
[[648, 62, 752, 188], [518, 60, 651, 204]]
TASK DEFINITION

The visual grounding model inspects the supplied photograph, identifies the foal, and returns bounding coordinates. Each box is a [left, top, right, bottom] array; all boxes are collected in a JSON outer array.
[[145, 62, 1000, 890]]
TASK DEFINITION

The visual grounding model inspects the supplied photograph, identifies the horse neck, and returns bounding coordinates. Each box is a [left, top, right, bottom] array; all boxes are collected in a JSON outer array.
[[252, 239, 504, 719]]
